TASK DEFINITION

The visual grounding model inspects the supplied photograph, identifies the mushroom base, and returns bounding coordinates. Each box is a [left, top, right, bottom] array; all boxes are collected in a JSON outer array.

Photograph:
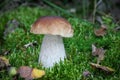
[[39, 34, 66, 68]]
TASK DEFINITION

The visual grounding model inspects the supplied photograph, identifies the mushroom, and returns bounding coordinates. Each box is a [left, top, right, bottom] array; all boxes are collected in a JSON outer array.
[[30, 16, 73, 68]]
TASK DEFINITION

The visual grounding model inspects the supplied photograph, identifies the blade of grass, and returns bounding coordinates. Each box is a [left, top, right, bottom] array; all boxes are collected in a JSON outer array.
[[93, 0, 97, 24], [43, 0, 75, 17]]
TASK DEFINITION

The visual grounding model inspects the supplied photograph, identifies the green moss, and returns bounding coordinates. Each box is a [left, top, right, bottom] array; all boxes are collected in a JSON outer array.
[[0, 6, 120, 80]]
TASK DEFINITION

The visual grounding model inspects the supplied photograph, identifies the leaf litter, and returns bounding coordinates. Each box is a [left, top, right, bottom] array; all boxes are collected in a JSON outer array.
[[92, 44, 105, 64], [94, 24, 107, 36], [90, 44, 115, 73], [90, 63, 115, 73], [17, 66, 45, 80]]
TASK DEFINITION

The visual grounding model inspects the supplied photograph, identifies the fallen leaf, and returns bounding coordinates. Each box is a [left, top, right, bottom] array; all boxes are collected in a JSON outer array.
[[92, 44, 105, 64], [97, 52, 105, 64], [17, 66, 45, 80], [0, 56, 9, 64], [0, 56, 10, 71], [90, 62, 115, 73], [92, 44, 105, 56], [92, 44, 97, 56], [31, 68, 45, 79], [94, 24, 107, 36], [17, 66, 33, 79]]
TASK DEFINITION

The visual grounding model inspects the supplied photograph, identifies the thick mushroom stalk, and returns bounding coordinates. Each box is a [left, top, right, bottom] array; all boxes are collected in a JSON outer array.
[[39, 34, 66, 68]]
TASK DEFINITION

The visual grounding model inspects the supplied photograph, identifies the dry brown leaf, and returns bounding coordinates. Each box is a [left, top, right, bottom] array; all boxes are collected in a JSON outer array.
[[92, 44, 106, 64], [92, 44, 105, 56], [17, 66, 33, 79], [92, 44, 98, 56], [90, 63, 115, 73], [94, 24, 107, 36], [97, 52, 105, 64], [17, 66, 45, 80]]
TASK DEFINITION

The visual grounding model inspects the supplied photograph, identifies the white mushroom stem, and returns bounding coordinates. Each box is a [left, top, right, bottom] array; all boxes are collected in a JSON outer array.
[[38, 34, 66, 68]]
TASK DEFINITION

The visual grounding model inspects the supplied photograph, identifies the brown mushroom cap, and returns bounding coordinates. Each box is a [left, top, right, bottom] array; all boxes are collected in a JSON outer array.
[[30, 16, 73, 37]]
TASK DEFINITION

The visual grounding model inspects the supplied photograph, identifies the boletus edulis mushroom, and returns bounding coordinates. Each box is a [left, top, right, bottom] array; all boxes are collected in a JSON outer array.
[[30, 16, 73, 68]]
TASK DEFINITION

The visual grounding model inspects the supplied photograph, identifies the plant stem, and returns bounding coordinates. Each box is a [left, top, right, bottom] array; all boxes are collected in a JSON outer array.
[[93, 0, 97, 24], [43, 0, 75, 17]]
